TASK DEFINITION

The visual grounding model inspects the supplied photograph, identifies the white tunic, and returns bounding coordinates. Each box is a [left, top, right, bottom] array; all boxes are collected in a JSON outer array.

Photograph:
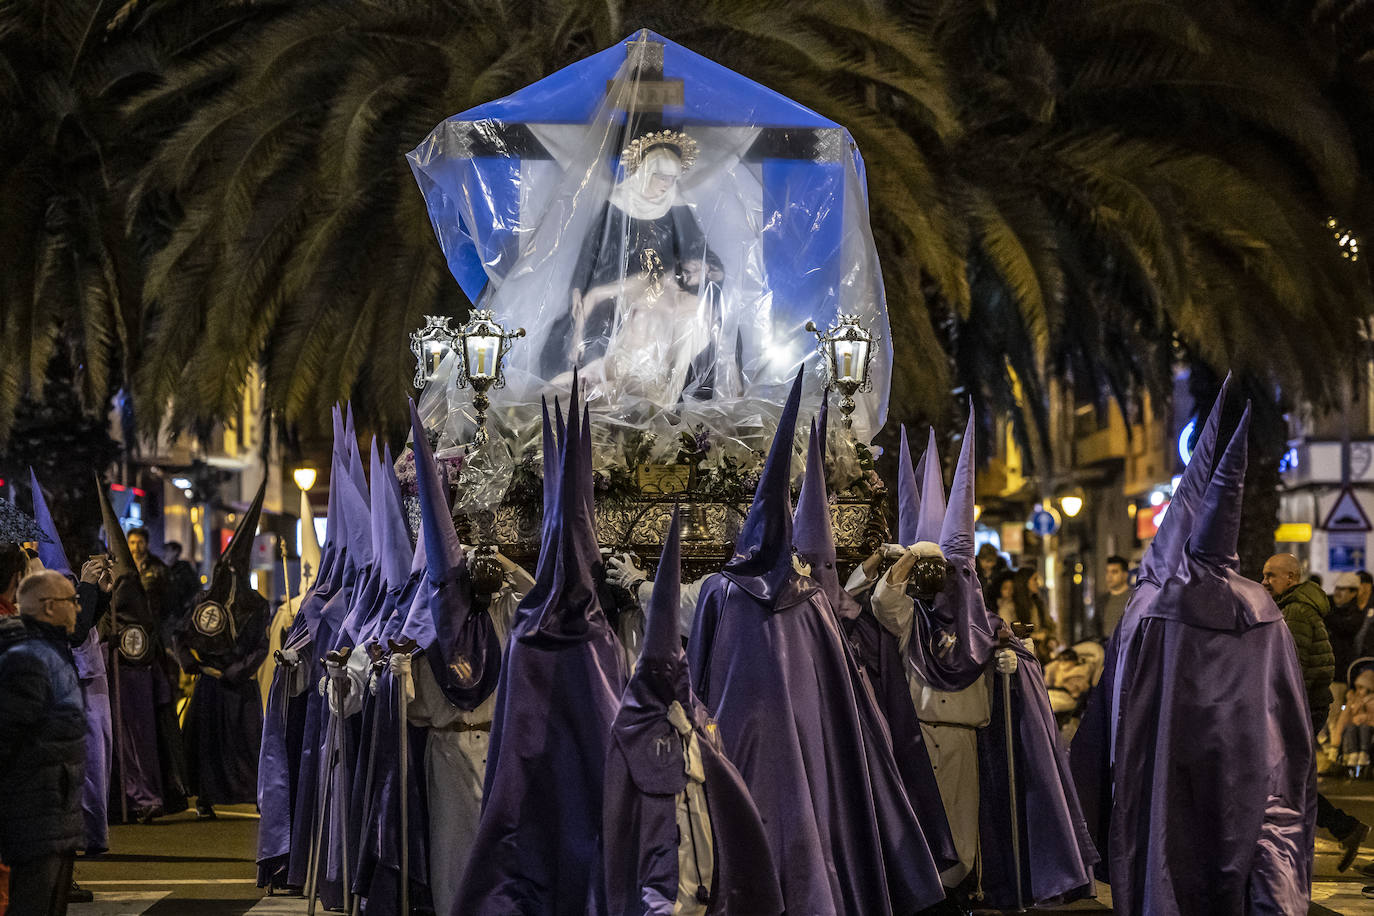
[[406, 582, 522, 916]]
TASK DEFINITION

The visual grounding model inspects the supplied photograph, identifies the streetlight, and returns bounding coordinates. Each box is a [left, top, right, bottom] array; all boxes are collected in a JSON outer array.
[[450, 310, 525, 447], [293, 466, 317, 492], [409, 315, 457, 388], [805, 314, 879, 431], [1059, 494, 1084, 518]]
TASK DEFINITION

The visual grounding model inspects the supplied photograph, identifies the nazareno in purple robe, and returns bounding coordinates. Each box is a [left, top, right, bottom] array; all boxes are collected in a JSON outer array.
[[31, 468, 112, 854], [603, 509, 783, 915], [1069, 375, 1234, 887], [355, 401, 488, 915], [313, 430, 374, 909], [284, 407, 368, 909], [687, 369, 946, 916], [902, 412, 1096, 907], [258, 405, 345, 888], [341, 439, 410, 901], [795, 410, 958, 875], [1108, 406, 1315, 915], [456, 374, 628, 916]]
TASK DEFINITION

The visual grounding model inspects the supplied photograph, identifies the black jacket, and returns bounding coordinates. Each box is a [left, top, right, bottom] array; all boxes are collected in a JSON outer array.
[[0, 615, 86, 863], [1328, 600, 1367, 684]]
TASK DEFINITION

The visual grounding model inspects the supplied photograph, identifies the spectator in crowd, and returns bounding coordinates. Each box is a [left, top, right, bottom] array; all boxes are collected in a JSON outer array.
[[989, 570, 1017, 626], [1356, 571, 1374, 660], [161, 541, 199, 619], [1332, 663, 1374, 773], [1043, 646, 1093, 714], [126, 527, 170, 620], [1094, 554, 1132, 640], [1330, 572, 1367, 709], [0, 543, 27, 617], [1262, 553, 1368, 870], [976, 542, 1009, 593], [0, 570, 86, 915], [1013, 566, 1053, 654]]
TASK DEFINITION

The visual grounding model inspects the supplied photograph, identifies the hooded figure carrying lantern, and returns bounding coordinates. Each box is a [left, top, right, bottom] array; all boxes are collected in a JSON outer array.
[[173, 478, 272, 816]]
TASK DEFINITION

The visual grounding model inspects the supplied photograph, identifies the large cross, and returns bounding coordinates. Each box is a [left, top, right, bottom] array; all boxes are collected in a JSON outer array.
[[446, 37, 845, 164]]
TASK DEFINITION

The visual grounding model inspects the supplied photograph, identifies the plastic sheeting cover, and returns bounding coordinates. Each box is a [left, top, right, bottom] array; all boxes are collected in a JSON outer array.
[[407, 29, 892, 471]]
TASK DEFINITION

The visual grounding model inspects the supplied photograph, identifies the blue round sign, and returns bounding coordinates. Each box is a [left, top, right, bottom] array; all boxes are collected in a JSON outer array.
[[1029, 507, 1061, 536]]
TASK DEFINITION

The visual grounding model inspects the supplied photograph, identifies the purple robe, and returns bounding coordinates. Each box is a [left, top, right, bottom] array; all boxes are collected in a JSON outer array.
[[256, 614, 313, 884], [75, 630, 112, 854], [797, 414, 956, 876], [603, 511, 783, 915], [921, 416, 1096, 906], [259, 406, 347, 888], [688, 580, 945, 916], [457, 379, 628, 916], [352, 662, 432, 913], [976, 639, 1098, 907], [105, 650, 165, 812], [1110, 584, 1314, 914], [687, 372, 944, 915], [840, 605, 958, 873], [1108, 406, 1315, 915]]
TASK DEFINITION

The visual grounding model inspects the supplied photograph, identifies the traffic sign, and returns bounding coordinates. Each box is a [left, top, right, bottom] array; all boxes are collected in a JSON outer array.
[[1323, 487, 1372, 532], [1329, 531, 1368, 572], [1028, 506, 1061, 536]]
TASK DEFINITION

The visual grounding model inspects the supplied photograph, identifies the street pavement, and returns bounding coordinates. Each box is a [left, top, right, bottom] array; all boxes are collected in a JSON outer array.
[[64, 777, 1374, 915]]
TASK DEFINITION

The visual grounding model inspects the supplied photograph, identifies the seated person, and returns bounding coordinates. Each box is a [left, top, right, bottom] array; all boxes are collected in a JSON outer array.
[[1043, 646, 1092, 715], [1334, 665, 1374, 771]]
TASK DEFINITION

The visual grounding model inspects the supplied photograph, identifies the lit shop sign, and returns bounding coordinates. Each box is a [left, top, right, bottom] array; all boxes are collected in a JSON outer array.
[[1136, 500, 1169, 540], [1274, 523, 1312, 544]]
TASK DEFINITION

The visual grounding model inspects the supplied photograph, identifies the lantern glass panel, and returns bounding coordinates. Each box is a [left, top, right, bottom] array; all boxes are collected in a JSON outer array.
[[834, 338, 869, 384], [423, 339, 451, 381], [466, 333, 501, 381]]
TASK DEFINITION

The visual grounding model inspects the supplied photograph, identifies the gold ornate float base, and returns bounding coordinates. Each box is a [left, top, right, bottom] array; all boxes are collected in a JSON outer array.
[[457, 462, 887, 579]]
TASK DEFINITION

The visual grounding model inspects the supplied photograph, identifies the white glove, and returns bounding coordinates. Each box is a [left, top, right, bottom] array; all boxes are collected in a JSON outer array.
[[995, 648, 1019, 675], [606, 553, 647, 593]]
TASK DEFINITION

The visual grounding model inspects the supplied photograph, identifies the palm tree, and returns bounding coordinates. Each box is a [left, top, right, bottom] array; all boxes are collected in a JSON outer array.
[[0, 0, 283, 442], [916, 0, 1371, 464]]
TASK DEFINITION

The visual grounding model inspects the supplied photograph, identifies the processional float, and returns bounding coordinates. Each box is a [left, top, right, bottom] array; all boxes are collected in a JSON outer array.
[[282, 28, 1057, 916]]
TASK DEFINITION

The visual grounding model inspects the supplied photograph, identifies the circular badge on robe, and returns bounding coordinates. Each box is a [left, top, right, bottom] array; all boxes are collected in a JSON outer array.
[[118, 624, 150, 663], [192, 600, 228, 638]]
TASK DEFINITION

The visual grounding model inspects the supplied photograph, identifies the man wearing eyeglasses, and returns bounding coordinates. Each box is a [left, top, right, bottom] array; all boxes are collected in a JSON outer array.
[[0, 570, 86, 915]]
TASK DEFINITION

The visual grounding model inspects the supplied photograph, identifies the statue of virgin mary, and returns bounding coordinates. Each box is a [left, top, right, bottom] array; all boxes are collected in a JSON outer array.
[[539, 129, 726, 409]]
